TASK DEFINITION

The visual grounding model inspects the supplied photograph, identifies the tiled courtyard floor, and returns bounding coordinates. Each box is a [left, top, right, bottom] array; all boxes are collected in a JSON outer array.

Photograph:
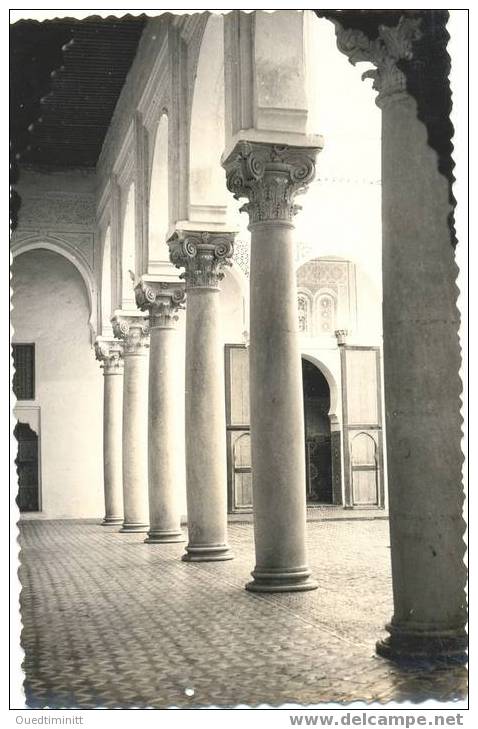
[[18, 519, 467, 709]]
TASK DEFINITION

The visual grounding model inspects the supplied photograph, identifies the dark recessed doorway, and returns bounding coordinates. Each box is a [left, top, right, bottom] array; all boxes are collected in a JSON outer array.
[[302, 358, 333, 504]]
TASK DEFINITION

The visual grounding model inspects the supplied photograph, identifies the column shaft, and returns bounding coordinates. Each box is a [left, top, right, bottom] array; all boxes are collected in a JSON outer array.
[[121, 349, 150, 532], [146, 326, 184, 542], [169, 229, 235, 561], [134, 278, 187, 544], [102, 371, 124, 524], [248, 222, 311, 589], [223, 140, 321, 591], [331, 13, 467, 664], [376, 96, 466, 663], [185, 288, 229, 558], [95, 338, 124, 526]]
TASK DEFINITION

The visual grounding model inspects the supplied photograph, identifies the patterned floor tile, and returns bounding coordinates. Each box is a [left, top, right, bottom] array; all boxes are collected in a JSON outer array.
[[17, 519, 467, 708]]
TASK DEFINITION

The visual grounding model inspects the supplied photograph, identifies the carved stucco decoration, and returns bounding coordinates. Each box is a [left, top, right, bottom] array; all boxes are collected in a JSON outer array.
[[331, 15, 422, 108], [297, 259, 349, 293], [94, 338, 124, 374], [223, 141, 320, 225], [232, 238, 250, 278], [168, 230, 235, 289], [231, 241, 346, 282], [18, 193, 96, 228], [134, 278, 186, 328], [296, 259, 356, 336], [111, 314, 150, 355]]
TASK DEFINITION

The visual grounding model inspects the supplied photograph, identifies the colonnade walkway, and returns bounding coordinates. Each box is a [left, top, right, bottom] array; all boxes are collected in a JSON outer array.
[[18, 519, 466, 708]]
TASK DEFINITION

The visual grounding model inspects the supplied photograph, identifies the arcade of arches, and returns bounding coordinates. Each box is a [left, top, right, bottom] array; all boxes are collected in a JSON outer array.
[[11, 8, 466, 693]]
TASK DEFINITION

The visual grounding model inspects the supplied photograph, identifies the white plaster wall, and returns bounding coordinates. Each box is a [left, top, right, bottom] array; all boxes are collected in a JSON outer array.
[[148, 114, 170, 268], [122, 183, 136, 309], [101, 226, 112, 335], [219, 268, 245, 345], [12, 249, 103, 519], [189, 14, 228, 216]]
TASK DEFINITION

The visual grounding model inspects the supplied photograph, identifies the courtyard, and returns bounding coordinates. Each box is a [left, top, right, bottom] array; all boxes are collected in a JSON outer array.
[[18, 518, 467, 708]]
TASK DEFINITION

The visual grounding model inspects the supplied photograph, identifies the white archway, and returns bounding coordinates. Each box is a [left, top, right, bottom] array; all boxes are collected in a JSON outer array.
[[11, 235, 97, 342]]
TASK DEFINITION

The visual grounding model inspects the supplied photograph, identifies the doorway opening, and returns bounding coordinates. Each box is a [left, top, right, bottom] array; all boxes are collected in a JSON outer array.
[[302, 358, 333, 504]]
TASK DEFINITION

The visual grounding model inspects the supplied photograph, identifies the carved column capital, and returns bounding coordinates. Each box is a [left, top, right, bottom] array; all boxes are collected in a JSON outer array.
[[222, 141, 320, 226], [134, 278, 186, 329], [334, 329, 349, 346], [331, 15, 422, 109], [111, 312, 150, 355], [94, 337, 124, 375], [168, 229, 235, 289]]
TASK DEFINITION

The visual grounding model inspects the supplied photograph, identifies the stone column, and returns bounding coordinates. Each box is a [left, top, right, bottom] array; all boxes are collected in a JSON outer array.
[[94, 337, 124, 526], [223, 142, 320, 592], [168, 228, 234, 561], [134, 278, 186, 544], [333, 16, 467, 663], [111, 312, 150, 533]]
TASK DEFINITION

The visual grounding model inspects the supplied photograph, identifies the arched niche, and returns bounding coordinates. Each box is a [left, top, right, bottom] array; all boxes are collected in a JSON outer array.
[[101, 226, 112, 334], [314, 289, 337, 335], [148, 113, 170, 272], [189, 14, 230, 225], [297, 288, 313, 335], [11, 248, 103, 518], [121, 183, 136, 309], [11, 236, 97, 342]]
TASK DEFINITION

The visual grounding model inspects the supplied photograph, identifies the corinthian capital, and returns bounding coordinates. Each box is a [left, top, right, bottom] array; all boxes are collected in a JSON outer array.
[[331, 15, 422, 108], [111, 312, 150, 355], [168, 229, 235, 289], [134, 277, 186, 329], [94, 337, 124, 374], [223, 141, 320, 225]]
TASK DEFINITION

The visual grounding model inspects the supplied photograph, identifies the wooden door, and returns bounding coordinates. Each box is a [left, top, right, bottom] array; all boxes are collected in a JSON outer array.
[[232, 431, 252, 510], [351, 432, 378, 506], [14, 421, 39, 512], [340, 346, 385, 508], [305, 435, 333, 503]]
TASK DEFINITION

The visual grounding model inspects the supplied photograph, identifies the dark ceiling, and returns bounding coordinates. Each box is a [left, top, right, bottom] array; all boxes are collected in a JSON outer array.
[[10, 16, 147, 168]]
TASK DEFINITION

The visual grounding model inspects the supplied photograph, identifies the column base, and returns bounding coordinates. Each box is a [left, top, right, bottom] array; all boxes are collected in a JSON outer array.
[[101, 516, 124, 526], [376, 622, 468, 667], [119, 522, 149, 533], [145, 529, 185, 544], [246, 566, 318, 593], [182, 543, 234, 562]]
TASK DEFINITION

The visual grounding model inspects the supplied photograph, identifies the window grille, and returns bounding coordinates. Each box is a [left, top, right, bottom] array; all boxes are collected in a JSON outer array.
[[12, 344, 35, 400]]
